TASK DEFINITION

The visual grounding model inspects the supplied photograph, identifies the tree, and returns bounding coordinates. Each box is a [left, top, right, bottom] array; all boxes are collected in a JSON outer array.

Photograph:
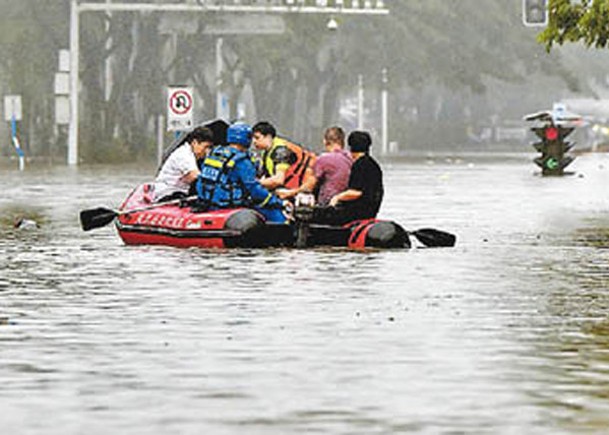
[[0, 1, 67, 159], [538, 0, 609, 51]]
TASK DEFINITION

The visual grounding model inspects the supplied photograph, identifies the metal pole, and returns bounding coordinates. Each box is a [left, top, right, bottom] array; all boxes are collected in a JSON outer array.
[[357, 74, 364, 130], [381, 68, 388, 155], [11, 115, 24, 171], [216, 37, 224, 120], [105, 0, 112, 101], [78, 2, 389, 14], [68, 0, 79, 165], [157, 114, 165, 166]]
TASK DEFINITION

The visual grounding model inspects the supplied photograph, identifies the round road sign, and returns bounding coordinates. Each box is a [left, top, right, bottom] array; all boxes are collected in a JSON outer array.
[[169, 89, 193, 116]]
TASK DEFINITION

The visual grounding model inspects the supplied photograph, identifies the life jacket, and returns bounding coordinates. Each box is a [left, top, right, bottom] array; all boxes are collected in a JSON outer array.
[[196, 146, 249, 209], [262, 137, 316, 190]]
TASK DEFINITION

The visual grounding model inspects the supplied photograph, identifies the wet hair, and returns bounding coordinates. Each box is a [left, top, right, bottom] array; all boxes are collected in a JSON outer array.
[[252, 121, 276, 138], [348, 131, 372, 153], [324, 126, 345, 146], [186, 126, 215, 145]]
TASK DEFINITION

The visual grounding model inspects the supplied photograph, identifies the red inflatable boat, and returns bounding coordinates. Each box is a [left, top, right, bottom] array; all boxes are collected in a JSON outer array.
[[114, 184, 413, 249], [80, 119, 454, 249]]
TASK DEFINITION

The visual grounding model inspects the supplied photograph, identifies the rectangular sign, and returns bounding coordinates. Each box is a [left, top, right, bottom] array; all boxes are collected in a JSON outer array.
[[55, 96, 70, 125], [167, 86, 194, 132], [4, 95, 22, 121], [55, 72, 70, 95], [59, 49, 70, 72]]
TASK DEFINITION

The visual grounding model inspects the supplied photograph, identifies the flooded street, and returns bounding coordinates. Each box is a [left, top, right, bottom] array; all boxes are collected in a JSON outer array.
[[2, 153, 609, 434]]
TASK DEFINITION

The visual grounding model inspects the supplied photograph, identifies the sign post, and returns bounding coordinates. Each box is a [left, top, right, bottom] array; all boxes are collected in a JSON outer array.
[[4, 95, 24, 171]]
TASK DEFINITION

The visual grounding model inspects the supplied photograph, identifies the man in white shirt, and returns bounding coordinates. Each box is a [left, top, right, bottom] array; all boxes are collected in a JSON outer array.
[[153, 126, 214, 202]]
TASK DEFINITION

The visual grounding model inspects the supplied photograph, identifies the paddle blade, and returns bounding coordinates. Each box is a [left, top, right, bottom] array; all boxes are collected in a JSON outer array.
[[411, 228, 456, 248], [80, 208, 118, 231]]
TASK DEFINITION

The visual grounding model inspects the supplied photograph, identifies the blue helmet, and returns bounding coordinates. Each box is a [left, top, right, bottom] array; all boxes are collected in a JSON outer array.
[[226, 123, 252, 147]]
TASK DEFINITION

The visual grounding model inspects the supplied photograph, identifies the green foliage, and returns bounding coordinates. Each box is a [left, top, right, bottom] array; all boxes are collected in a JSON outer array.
[[539, 0, 609, 50], [0, 1, 67, 157]]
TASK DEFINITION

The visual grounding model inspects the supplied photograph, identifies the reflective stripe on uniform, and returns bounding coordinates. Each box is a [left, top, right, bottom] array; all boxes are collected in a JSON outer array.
[[259, 193, 273, 207], [203, 157, 235, 169]]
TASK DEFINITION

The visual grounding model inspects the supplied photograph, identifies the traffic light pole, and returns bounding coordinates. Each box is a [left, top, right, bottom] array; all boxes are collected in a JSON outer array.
[[68, 0, 389, 165], [530, 122, 575, 176]]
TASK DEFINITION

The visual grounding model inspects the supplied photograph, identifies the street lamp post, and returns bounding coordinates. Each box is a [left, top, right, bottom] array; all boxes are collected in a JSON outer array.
[[216, 37, 227, 120], [68, 0, 389, 165], [357, 74, 364, 130], [68, 0, 79, 166], [381, 67, 388, 155]]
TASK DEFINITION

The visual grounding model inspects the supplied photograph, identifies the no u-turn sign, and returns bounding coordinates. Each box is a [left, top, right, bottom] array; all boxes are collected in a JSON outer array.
[[167, 86, 194, 131]]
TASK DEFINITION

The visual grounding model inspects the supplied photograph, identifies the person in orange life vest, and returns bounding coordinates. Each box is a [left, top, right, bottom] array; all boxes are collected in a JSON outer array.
[[251, 121, 316, 197], [152, 126, 215, 202], [276, 126, 352, 205]]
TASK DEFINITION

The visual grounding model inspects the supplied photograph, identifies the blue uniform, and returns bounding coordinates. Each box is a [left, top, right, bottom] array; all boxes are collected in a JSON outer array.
[[196, 146, 287, 223]]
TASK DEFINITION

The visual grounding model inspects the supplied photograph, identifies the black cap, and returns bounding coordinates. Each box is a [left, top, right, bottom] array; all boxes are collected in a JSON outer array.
[[348, 131, 372, 152]]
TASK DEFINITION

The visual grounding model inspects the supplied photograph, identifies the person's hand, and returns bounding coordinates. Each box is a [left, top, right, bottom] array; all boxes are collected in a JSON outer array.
[[329, 195, 340, 207], [282, 200, 295, 221], [275, 188, 295, 200], [179, 197, 192, 208]]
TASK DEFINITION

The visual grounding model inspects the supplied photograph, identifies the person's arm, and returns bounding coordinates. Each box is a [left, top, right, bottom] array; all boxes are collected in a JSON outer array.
[[276, 170, 317, 199], [260, 165, 287, 190], [329, 157, 368, 207], [329, 189, 362, 207], [300, 167, 317, 193], [181, 169, 201, 185], [177, 145, 201, 184], [238, 160, 282, 208], [260, 145, 293, 189]]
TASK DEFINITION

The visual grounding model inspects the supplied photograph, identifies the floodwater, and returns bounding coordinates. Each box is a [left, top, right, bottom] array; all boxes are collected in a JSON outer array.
[[1, 152, 609, 434]]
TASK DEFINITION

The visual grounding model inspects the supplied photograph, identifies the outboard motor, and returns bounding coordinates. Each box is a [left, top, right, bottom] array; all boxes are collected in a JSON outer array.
[[294, 193, 315, 248]]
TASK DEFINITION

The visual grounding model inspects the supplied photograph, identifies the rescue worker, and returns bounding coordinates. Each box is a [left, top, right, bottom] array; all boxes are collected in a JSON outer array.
[[195, 122, 289, 224], [251, 121, 316, 195]]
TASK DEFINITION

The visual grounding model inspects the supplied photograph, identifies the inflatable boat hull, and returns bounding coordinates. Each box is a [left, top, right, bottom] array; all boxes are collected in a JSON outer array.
[[116, 185, 410, 249]]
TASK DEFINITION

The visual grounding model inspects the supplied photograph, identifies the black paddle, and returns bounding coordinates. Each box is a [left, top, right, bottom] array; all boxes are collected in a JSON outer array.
[[408, 228, 456, 248], [80, 195, 197, 232]]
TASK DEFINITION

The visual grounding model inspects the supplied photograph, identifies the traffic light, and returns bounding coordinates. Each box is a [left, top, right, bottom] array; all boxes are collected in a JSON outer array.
[[523, 0, 548, 27], [531, 124, 575, 176]]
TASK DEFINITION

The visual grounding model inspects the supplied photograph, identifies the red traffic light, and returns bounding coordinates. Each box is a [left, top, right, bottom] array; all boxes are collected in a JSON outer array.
[[545, 126, 559, 141]]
